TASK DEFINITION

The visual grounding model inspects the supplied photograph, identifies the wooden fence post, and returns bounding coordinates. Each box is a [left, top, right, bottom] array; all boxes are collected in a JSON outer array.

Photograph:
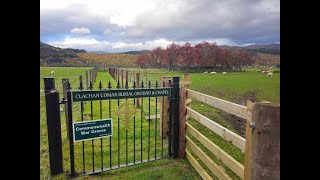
[[85, 71, 89, 90], [160, 76, 172, 138], [178, 87, 187, 158], [244, 100, 254, 180], [126, 70, 128, 85], [145, 71, 148, 83], [183, 73, 192, 111], [121, 69, 124, 88], [183, 73, 191, 89], [247, 101, 280, 180]]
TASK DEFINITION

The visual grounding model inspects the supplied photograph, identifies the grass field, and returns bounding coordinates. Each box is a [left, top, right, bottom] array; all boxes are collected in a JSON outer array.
[[40, 67, 280, 180], [40, 67, 92, 179], [40, 67, 201, 180]]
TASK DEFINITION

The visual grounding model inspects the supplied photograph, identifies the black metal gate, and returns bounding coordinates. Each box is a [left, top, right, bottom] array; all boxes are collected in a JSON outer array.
[[65, 78, 179, 177]]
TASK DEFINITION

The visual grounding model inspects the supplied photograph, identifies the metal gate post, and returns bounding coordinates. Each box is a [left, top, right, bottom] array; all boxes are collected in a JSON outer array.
[[170, 77, 180, 158], [44, 77, 63, 175]]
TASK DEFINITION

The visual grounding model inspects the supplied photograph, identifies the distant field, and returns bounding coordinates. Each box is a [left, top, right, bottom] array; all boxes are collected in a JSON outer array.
[[78, 53, 138, 67], [130, 69, 280, 104]]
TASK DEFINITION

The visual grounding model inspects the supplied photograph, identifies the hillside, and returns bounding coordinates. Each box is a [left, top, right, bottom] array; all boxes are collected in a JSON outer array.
[[40, 41, 86, 65], [118, 50, 150, 55], [77, 53, 138, 67], [221, 44, 280, 55]]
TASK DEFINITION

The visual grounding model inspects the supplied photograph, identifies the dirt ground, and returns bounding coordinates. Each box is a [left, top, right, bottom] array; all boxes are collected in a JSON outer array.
[[219, 90, 258, 138], [220, 112, 246, 138]]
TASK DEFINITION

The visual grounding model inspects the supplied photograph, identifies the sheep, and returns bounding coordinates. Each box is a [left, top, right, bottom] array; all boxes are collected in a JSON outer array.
[[267, 72, 273, 78], [261, 70, 266, 74], [209, 72, 216, 75], [51, 71, 55, 77], [222, 72, 227, 75], [203, 71, 208, 74]]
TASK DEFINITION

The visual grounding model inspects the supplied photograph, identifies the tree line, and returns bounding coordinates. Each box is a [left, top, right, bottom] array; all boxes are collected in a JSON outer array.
[[136, 41, 256, 71]]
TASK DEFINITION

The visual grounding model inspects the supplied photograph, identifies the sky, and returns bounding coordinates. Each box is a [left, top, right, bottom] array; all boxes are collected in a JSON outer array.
[[40, 0, 280, 53]]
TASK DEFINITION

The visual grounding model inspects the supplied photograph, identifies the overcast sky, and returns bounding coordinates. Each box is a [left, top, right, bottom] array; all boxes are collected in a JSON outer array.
[[40, 0, 279, 53]]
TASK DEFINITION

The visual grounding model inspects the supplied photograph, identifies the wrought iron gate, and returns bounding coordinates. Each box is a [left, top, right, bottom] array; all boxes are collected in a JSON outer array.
[[65, 79, 178, 177]]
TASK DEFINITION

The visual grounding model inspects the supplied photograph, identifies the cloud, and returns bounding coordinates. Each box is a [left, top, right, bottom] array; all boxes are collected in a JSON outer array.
[[103, 29, 112, 36], [46, 37, 253, 52], [41, 0, 279, 51], [70, 27, 91, 35], [48, 37, 111, 51]]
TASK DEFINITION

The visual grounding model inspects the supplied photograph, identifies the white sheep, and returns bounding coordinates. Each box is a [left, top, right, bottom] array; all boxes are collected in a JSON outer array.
[[262, 70, 266, 74], [267, 72, 273, 78], [51, 71, 55, 77], [222, 72, 227, 75], [209, 72, 216, 75], [203, 71, 208, 74]]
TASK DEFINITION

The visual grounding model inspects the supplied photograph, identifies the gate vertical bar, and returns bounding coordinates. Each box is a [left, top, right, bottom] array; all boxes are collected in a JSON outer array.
[[99, 81, 103, 171], [133, 81, 136, 164], [44, 77, 63, 175], [140, 81, 144, 162], [155, 81, 158, 159], [161, 80, 165, 158], [125, 81, 129, 165], [148, 80, 151, 161], [66, 81, 76, 177], [117, 81, 120, 167], [108, 81, 112, 169], [136, 72, 140, 108], [79, 76, 85, 174], [168, 80, 172, 157], [89, 81, 95, 173], [62, 78, 69, 139]]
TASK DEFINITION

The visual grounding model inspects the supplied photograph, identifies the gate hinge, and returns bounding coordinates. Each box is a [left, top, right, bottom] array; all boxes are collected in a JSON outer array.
[[60, 97, 67, 104]]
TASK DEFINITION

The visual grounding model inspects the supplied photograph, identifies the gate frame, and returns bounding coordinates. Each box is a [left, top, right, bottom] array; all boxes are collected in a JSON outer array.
[[64, 77, 180, 178]]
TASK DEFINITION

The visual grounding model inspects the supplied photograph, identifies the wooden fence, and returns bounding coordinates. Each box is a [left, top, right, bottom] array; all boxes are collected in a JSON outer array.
[[180, 76, 280, 179]]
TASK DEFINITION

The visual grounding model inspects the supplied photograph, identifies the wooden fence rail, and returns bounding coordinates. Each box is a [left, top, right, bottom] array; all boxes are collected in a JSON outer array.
[[187, 89, 247, 119], [187, 122, 244, 178], [187, 107, 246, 152], [182, 80, 247, 179]]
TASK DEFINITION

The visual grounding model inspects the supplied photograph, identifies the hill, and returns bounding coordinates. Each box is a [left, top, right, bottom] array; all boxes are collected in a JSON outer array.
[[77, 53, 138, 67], [221, 44, 280, 55], [118, 50, 150, 55], [40, 41, 86, 65]]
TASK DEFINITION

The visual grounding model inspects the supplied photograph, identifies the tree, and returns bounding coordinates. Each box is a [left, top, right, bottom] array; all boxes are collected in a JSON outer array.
[[179, 42, 196, 71], [136, 53, 151, 68], [166, 42, 181, 71], [150, 47, 164, 67]]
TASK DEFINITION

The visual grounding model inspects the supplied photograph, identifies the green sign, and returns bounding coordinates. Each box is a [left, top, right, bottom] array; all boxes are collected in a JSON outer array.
[[73, 119, 112, 142], [72, 88, 171, 102]]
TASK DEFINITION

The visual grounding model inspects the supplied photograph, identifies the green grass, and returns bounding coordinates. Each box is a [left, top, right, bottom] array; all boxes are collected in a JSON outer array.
[[41, 67, 200, 180], [41, 67, 280, 180], [189, 72, 280, 104], [40, 67, 92, 179], [128, 68, 280, 179]]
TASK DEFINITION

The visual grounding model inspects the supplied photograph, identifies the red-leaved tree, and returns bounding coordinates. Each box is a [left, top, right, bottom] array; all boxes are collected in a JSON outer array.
[[136, 53, 150, 68]]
